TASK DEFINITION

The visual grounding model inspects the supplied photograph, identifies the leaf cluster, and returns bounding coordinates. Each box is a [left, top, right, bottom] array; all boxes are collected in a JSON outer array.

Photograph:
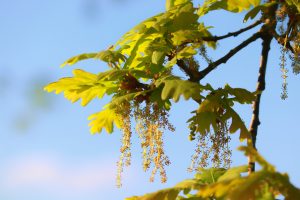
[[44, 0, 300, 196], [126, 147, 300, 200]]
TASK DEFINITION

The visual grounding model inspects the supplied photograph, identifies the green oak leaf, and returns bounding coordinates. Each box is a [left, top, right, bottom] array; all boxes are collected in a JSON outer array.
[[88, 108, 122, 134], [155, 75, 203, 102], [44, 69, 117, 106], [60, 53, 97, 67]]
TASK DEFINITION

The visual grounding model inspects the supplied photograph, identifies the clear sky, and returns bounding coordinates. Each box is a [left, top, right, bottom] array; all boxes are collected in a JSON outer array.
[[0, 0, 299, 199]]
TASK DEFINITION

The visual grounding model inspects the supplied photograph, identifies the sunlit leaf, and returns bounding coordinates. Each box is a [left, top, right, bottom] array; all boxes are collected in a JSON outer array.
[[224, 84, 255, 104], [188, 111, 218, 135], [166, 0, 191, 11], [88, 108, 122, 134], [244, 2, 277, 22], [188, 86, 251, 140], [225, 106, 251, 140], [155, 75, 203, 102], [217, 165, 247, 182], [166, 45, 199, 68], [198, 0, 261, 16], [97, 69, 151, 81], [60, 53, 97, 67], [96, 50, 126, 68], [195, 168, 227, 184], [238, 146, 275, 171], [152, 51, 165, 65], [149, 87, 172, 110], [108, 91, 149, 109], [44, 69, 116, 106]]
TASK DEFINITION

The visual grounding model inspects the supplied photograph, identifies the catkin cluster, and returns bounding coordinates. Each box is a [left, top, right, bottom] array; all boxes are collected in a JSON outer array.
[[291, 34, 300, 75], [188, 121, 231, 172], [276, 3, 300, 99], [115, 100, 175, 187], [115, 102, 132, 187]]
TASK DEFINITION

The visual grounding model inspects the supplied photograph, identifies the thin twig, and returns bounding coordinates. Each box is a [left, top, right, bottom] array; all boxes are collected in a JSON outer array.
[[171, 21, 262, 82], [179, 20, 262, 47], [198, 32, 262, 80], [273, 32, 295, 53], [202, 20, 263, 42]]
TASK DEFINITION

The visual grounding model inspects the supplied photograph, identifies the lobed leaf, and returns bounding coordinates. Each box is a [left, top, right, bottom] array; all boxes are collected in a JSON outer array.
[[108, 91, 149, 110], [198, 0, 261, 16], [166, 0, 191, 11], [224, 84, 255, 104], [97, 69, 151, 81], [88, 108, 122, 134], [115, 1, 215, 73], [244, 2, 277, 22], [238, 146, 275, 171], [155, 75, 203, 102], [44, 69, 117, 106], [195, 168, 227, 184], [217, 165, 248, 182], [166, 45, 200, 68], [96, 50, 126, 68], [130, 148, 300, 200], [188, 86, 252, 140], [60, 53, 97, 67], [149, 87, 172, 110], [188, 111, 218, 135]]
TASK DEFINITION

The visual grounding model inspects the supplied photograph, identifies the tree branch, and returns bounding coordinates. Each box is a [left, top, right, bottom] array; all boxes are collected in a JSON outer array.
[[198, 32, 262, 80], [171, 21, 262, 82], [248, 34, 272, 173], [176, 59, 200, 82], [248, 3, 277, 174], [202, 20, 262, 42]]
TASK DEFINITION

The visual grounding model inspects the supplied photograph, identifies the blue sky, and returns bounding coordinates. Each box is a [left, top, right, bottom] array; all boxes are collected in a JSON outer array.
[[0, 0, 299, 199]]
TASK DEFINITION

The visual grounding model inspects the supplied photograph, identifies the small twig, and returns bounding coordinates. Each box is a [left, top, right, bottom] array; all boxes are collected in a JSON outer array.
[[178, 20, 262, 48], [198, 32, 262, 80], [273, 32, 295, 54], [137, 81, 150, 90], [174, 32, 262, 82], [170, 21, 263, 82], [202, 20, 263, 42]]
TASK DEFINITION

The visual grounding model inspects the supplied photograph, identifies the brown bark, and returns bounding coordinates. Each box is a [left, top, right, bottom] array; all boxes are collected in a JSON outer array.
[[248, 34, 272, 173], [248, 4, 278, 174]]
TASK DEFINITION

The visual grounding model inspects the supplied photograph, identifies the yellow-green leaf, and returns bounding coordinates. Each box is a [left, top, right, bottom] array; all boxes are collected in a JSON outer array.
[[155, 75, 203, 102], [198, 0, 261, 16], [244, 2, 277, 22], [96, 50, 126, 68], [225, 107, 251, 140], [44, 69, 116, 106], [88, 108, 122, 134], [224, 84, 255, 104], [166, 45, 199, 68], [60, 53, 97, 67]]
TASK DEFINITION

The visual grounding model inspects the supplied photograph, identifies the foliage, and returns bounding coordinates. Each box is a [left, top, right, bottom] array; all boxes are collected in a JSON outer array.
[[45, 0, 300, 198], [126, 146, 300, 200]]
